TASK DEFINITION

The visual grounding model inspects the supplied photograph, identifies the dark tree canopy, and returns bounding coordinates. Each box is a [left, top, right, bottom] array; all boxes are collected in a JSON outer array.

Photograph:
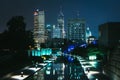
[[0, 16, 34, 52], [7, 16, 26, 32]]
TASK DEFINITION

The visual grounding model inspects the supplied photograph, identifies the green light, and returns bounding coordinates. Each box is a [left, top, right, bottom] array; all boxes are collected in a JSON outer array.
[[89, 55, 96, 60]]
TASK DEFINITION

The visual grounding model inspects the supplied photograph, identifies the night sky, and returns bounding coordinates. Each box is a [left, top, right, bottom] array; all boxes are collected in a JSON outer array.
[[0, 0, 120, 38]]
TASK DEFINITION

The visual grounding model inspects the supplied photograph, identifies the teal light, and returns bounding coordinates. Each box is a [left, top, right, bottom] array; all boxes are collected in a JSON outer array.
[[32, 50, 35, 56], [38, 50, 40, 56], [89, 61, 97, 67], [29, 48, 52, 57], [35, 50, 38, 56]]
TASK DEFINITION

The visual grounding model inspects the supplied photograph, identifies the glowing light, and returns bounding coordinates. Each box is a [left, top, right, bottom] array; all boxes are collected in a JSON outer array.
[[34, 11, 38, 15], [29, 48, 52, 57], [39, 63, 47, 66], [28, 67, 41, 71], [89, 55, 96, 60], [80, 61, 88, 64], [11, 75, 29, 80], [89, 61, 97, 67], [87, 71, 100, 79], [46, 70, 50, 75], [44, 60, 52, 63], [53, 69, 55, 75]]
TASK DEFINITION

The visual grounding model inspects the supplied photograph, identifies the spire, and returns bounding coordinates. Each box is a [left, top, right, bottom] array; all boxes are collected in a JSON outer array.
[[59, 6, 64, 17]]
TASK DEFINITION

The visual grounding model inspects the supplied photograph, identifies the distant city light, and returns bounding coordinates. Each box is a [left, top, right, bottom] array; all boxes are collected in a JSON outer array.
[[28, 48, 52, 57], [89, 55, 97, 60], [34, 11, 38, 16], [11, 75, 29, 80]]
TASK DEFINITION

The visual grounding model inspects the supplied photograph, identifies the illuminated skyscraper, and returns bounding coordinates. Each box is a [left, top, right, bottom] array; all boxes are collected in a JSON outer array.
[[52, 25, 61, 38], [33, 9, 46, 48], [57, 7, 65, 38], [86, 27, 92, 43], [67, 18, 86, 43], [45, 24, 52, 40]]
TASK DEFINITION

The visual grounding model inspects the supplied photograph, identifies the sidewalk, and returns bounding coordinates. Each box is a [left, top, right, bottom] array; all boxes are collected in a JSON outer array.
[[77, 56, 110, 80], [1, 63, 47, 80]]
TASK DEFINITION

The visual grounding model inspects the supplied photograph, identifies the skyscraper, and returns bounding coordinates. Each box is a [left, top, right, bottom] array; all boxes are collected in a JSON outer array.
[[86, 27, 92, 43], [67, 18, 86, 43], [57, 7, 65, 38], [33, 9, 46, 48], [52, 25, 61, 38], [45, 24, 52, 40], [99, 22, 120, 48]]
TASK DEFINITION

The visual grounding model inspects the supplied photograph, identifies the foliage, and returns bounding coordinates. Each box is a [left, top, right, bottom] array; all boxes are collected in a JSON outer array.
[[71, 46, 87, 57], [0, 16, 34, 52]]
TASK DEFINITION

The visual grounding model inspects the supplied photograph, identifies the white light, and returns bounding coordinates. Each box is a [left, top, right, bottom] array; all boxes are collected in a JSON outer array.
[[39, 63, 47, 66], [87, 71, 100, 79], [89, 56, 96, 60], [44, 60, 52, 63], [11, 75, 29, 80], [46, 70, 50, 75], [53, 69, 55, 75], [89, 61, 97, 67], [28, 67, 40, 71], [47, 67, 51, 70], [80, 61, 88, 64], [62, 63, 65, 70]]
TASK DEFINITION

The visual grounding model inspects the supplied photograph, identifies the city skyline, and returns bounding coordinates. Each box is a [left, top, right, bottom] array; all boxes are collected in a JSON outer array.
[[0, 0, 120, 38]]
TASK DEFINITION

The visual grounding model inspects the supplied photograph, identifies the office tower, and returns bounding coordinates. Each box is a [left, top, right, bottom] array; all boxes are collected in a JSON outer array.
[[52, 25, 61, 38], [99, 22, 120, 80], [67, 18, 86, 43], [99, 22, 120, 48], [57, 7, 65, 38], [45, 24, 52, 40], [86, 27, 92, 43], [33, 9, 45, 48]]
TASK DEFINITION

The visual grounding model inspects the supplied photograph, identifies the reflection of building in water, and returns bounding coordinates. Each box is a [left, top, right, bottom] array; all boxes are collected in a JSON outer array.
[[34, 67, 45, 80], [53, 63, 65, 73]]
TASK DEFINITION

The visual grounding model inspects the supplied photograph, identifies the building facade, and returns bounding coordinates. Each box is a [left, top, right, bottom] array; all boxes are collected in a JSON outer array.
[[99, 22, 120, 48], [52, 25, 61, 38], [45, 24, 52, 40], [67, 18, 86, 43], [104, 43, 120, 80], [57, 8, 65, 39], [33, 9, 46, 48], [99, 22, 120, 80], [86, 27, 92, 43]]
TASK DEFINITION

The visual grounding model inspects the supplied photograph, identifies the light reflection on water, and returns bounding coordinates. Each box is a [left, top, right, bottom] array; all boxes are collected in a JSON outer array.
[[33, 62, 88, 80]]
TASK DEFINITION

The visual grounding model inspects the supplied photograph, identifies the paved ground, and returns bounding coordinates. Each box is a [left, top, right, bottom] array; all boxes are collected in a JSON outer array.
[[0, 54, 32, 79]]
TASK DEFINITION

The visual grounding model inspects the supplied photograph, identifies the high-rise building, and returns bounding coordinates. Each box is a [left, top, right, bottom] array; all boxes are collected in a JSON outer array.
[[67, 18, 86, 43], [45, 24, 52, 40], [99, 22, 120, 80], [99, 22, 120, 48], [33, 9, 46, 48], [57, 7, 65, 38], [52, 25, 61, 38], [86, 27, 92, 43]]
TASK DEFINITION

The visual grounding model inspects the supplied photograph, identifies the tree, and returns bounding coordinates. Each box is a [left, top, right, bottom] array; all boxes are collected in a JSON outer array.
[[7, 16, 26, 32], [6, 16, 26, 51]]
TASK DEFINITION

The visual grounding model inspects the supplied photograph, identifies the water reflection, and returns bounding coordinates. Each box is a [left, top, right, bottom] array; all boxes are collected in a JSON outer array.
[[32, 62, 88, 80]]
